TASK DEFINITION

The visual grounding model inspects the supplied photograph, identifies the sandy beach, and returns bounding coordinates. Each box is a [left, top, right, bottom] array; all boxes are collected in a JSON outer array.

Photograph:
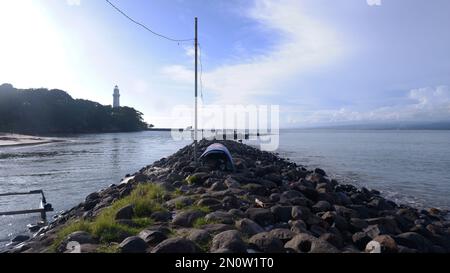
[[0, 133, 63, 147]]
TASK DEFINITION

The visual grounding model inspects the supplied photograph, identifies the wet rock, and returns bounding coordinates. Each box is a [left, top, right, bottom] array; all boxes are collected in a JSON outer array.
[[152, 238, 201, 253], [246, 208, 275, 227], [249, 232, 285, 253], [210, 230, 247, 253], [119, 236, 148, 253], [138, 230, 167, 246], [115, 205, 134, 220], [314, 168, 327, 177], [12, 235, 30, 243], [172, 210, 206, 227], [235, 218, 264, 236]]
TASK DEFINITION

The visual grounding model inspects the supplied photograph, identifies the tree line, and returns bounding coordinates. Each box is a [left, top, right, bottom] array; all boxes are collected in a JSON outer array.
[[0, 83, 149, 134]]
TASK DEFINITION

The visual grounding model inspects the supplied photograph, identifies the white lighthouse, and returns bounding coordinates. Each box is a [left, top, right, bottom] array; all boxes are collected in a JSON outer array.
[[113, 85, 120, 108]]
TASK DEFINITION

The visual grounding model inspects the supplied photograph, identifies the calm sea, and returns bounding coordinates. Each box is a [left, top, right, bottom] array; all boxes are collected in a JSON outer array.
[[1, 129, 449, 247]]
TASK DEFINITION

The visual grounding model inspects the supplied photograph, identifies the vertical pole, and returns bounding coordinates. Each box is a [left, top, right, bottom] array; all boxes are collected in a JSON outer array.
[[194, 17, 198, 163]]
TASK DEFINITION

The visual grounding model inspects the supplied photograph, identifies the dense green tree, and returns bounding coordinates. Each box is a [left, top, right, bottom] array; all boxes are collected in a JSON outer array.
[[0, 84, 148, 134]]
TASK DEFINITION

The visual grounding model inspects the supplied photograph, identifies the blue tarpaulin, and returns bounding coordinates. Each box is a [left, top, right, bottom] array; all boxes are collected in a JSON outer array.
[[200, 143, 235, 171]]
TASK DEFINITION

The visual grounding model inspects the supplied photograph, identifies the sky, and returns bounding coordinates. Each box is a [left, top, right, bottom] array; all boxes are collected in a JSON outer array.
[[0, 0, 449, 128]]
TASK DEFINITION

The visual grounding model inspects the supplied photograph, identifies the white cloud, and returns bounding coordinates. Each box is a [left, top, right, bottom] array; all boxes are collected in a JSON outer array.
[[286, 85, 450, 125], [163, 0, 345, 105], [366, 0, 382, 6], [66, 0, 81, 6]]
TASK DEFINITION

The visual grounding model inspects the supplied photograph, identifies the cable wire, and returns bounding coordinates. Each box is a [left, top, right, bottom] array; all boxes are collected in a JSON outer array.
[[105, 0, 194, 43]]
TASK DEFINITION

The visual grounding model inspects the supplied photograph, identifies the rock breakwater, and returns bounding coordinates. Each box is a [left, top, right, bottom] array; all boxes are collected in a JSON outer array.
[[5, 140, 450, 253]]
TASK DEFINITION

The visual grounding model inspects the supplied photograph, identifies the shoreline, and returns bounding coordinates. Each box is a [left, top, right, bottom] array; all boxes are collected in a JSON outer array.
[[3, 140, 450, 253], [0, 133, 64, 147]]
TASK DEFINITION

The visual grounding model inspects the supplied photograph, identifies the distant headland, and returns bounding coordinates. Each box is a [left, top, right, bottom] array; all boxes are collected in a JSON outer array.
[[0, 83, 149, 135]]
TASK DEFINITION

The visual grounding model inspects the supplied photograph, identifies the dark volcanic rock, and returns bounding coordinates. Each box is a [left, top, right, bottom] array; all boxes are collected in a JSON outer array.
[[138, 230, 167, 246], [172, 210, 206, 227], [235, 218, 264, 236], [119, 236, 148, 253], [115, 205, 134, 220], [246, 208, 275, 227], [248, 232, 284, 253], [210, 230, 247, 253], [271, 205, 293, 223], [152, 238, 201, 253]]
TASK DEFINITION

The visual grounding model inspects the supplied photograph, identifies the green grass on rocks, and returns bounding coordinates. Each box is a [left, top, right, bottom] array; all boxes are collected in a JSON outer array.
[[51, 183, 167, 252]]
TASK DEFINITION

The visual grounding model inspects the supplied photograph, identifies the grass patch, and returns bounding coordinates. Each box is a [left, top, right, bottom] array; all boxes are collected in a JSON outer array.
[[51, 183, 167, 252], [96, 243, 120, 253]]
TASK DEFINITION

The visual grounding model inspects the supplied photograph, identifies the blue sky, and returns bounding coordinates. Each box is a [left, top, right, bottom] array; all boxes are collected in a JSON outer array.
[[1, 0, 449, 128]]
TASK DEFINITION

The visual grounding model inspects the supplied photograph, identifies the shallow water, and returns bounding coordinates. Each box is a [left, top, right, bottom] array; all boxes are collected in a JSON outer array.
[[1, 129, 450, 247]]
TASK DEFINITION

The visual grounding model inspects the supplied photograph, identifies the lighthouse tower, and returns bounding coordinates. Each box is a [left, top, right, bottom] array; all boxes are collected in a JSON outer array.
[[113, 85, 120, 108]]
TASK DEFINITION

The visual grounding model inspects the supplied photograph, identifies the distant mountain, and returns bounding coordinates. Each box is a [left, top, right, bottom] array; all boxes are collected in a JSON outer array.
[[0, 83, 148, 134], [305, 121, 450, 130]]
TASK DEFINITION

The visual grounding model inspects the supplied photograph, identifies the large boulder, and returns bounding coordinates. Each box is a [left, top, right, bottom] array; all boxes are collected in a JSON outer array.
[[235, 218, 264, 236], [186, 229, 211, 245], [172, 210, 206, 227], [152, 238, 201, 253], [270, 205, 292, 223], [248, 232, 285, 253], [119, 236, 148, 253], [246, 208, 275, 227], [205, 211, 234, 225], [269, 228, 295, 243], [210, 230, 247, 253], [394, 232, 433, 252], [138, 230, 167, 246], [115, 205, 134, 220], [285, 233, 338, 253]]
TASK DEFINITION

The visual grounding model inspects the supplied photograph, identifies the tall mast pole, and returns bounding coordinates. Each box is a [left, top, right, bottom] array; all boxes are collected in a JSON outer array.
[[194, 17, 198, 163]]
